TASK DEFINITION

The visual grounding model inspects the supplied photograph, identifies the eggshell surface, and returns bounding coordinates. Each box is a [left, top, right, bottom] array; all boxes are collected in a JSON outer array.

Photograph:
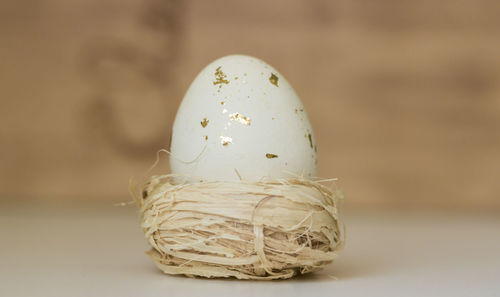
[[170, 55, 317, 182]]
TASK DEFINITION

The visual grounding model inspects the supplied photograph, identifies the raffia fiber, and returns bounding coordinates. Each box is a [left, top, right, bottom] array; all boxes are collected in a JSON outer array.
[[131, 174, 344, 280]]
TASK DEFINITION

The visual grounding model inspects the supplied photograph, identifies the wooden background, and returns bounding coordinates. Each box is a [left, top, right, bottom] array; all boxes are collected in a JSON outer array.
[[1, 0, 499, 209]]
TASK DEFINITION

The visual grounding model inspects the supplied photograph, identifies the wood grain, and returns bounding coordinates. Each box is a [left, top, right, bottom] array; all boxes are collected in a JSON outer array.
[[1, 0, 499, 208]]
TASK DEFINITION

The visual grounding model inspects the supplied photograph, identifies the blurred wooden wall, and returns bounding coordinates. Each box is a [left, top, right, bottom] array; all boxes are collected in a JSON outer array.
[[1, 0, 499, 208]]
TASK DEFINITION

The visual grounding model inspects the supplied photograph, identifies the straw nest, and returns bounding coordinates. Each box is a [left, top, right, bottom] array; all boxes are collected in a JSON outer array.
[[131, 174, 344, 280]]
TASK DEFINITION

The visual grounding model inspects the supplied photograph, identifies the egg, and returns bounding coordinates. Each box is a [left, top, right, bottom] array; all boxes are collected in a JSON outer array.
[[169, 55, 317, 182]]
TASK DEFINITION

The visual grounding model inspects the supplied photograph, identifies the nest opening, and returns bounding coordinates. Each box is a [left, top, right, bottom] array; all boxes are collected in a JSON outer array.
[[131, 174, 344, 280]]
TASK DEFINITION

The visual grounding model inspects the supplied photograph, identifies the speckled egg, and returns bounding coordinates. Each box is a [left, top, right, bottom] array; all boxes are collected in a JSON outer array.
[[169, 55, 317, 182]]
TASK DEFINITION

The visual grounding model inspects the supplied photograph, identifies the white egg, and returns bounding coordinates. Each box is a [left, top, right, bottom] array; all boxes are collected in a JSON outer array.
[[170, 55, 317, 182]]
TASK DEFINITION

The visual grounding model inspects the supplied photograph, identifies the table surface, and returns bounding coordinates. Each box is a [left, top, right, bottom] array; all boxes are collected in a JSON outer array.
[[1, 206, 499, 297]]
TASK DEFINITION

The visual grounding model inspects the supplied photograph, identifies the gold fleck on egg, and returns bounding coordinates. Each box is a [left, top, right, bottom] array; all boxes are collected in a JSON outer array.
[[269, 73, 279, 87]]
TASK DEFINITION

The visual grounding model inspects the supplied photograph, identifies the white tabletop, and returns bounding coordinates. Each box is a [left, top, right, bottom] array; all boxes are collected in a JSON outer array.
[[1, 206, 499, 297]]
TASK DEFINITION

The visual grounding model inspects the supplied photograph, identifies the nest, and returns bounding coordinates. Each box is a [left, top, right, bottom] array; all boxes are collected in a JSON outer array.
[[131, 174, 344, 280]]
